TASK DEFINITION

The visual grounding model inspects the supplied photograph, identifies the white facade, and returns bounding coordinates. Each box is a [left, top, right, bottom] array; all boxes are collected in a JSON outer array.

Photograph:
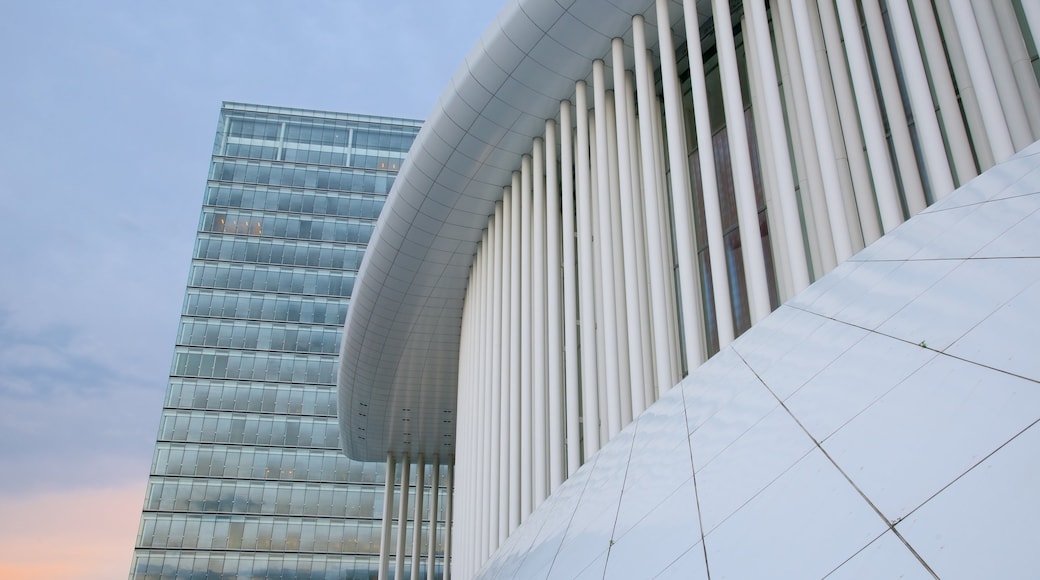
[[477, 142, 1040, 578], [335, 0, 1040, 577]]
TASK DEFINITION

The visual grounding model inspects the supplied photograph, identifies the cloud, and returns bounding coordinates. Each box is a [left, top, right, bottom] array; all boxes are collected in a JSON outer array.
[[0, 316, 164, 494], [0, 481, 147, 579]]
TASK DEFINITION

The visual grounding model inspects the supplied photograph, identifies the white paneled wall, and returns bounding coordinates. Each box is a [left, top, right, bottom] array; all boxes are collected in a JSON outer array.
[[450, 0, 1040, 576]]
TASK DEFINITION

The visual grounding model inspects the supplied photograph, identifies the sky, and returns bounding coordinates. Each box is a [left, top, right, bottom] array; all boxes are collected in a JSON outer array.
[[0, 1, 501, 577]]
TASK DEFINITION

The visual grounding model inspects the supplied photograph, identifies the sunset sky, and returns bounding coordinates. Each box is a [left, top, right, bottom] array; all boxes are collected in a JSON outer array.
[[0, 1, 500, 577]]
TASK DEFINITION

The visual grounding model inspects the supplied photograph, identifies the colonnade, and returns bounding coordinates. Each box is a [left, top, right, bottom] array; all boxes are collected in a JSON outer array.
[[376, 455, 453, 580], [452, 0, 1040, 576]]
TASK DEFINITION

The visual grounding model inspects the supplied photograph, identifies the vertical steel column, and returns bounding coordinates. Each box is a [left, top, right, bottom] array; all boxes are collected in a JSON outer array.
[[995, 0, 1040, 136], [682, 0, 736, 344], [815, 0, 883, 244], [807, 0, 867, 251], [624, 71, 656, 409], [379, 454, 396, 580], [465, 250, 479, 574], [426, 458, 440, 580], [410, 457, 425, 580], [612, 39, 649, 421], [544, 121, 566, 491], [647, 63, 683, 382], [789, 0, 854, 262], [444, 462, 453, 580], [474, 244, 487, 568], [456, 284, 472, 577], [574, 82, 601, 457], [655, 0, 705, 374], [887, 0, 956, 198], [508, 171, 522, 533], [712, 0, 774, 322], [559, 102, 583, 477], [394, 456, 411, 580], [531, 138, 548, 507], [592, 60, 625, 439], [931, 0, 995, 171], [482, 222, 494, 563], [860, 0, 927, 214], [834, 0, 904, 234], [775, 0, 834, 275], [519, 155, 534, 519], [499, 189, 515, 541], [604, 93, 634, 427], [909, 0, 978, 184], [492, 199, 508, 546], [971, 0, 1034, 149], [1020, 0, 1040, 52], [588, 109, 610, 445], [949, 0, 1016, 162], [743, 9, 792, 301]]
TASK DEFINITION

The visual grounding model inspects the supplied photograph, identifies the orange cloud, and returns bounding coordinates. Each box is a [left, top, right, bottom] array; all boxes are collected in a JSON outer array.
[[0, 481, 146, 580]]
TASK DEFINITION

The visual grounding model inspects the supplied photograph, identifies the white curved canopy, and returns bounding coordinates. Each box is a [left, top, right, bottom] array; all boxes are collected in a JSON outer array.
[[336, 0, 681, 461]]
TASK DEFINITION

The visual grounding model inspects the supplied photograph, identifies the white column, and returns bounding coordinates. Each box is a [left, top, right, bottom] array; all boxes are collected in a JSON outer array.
[[444, 462, 453, 580], [834, 0, 904, 234], [379, 455, 396, 580], [624, 71, 657, 410], [931, 0, 995, 171], [743, 0, 811, 293], [776, 0, 834, 275], [452, 311, 467, 577], [410, 457, 425, 580], [544, 120, 566, 491], [531, 138, 548, 507], [808, 0, 866, 251], [995, 0, 1040, 137], [971, 0, 1034, 149], [647, 62, 683, 382], [478, 239, 490, 565], [713, 0, 773, 322], [507, 172, 522, 533], [655, 0, 705, 373], [949, 0, 1016, 163], [482, 222, 495, 562], [592, 60, 625, 438], [628, 19, 678, 399], [493, 199, 508, 546], [681, 0, 736, 346], [910, 0, 978, 185], [611, 39, 648, 421], [860, 0, 927, 213], [586, 111, 607, 444], [790, 0, 854, 262], [574, 82, 601, 457], [888, 0, 956, 199], [1021, 0, 1040, 52], [605, 91, 635, 428], [743, 11, 792, 301], [426, 458, 440, 580], [814, 0, 882, 245], [497, 190, 513, 540], [486, 213, 500, 552], [588, 110, 609, 446], [519, 155, 534, 520], [395, 456, 411, 580], [459, 264, 475, 576], [559, 102, 583, 477]]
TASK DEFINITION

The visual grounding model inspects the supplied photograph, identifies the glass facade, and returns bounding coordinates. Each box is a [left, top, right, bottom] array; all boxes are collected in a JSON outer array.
[[131, 103, 444, 579]]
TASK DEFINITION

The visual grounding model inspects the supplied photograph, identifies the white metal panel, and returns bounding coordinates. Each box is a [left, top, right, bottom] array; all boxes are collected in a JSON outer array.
[[896, 422, 1040, 578]]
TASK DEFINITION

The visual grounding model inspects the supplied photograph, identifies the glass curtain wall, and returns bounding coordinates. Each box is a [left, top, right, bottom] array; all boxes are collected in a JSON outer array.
[[131, 103, 444, 579]]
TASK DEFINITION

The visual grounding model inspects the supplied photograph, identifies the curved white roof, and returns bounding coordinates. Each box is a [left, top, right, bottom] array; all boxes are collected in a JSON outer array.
[[337, 0, 682, 461]]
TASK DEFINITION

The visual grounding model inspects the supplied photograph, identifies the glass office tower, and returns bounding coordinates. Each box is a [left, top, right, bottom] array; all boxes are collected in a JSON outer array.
[[131, 103, 442, 579]]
